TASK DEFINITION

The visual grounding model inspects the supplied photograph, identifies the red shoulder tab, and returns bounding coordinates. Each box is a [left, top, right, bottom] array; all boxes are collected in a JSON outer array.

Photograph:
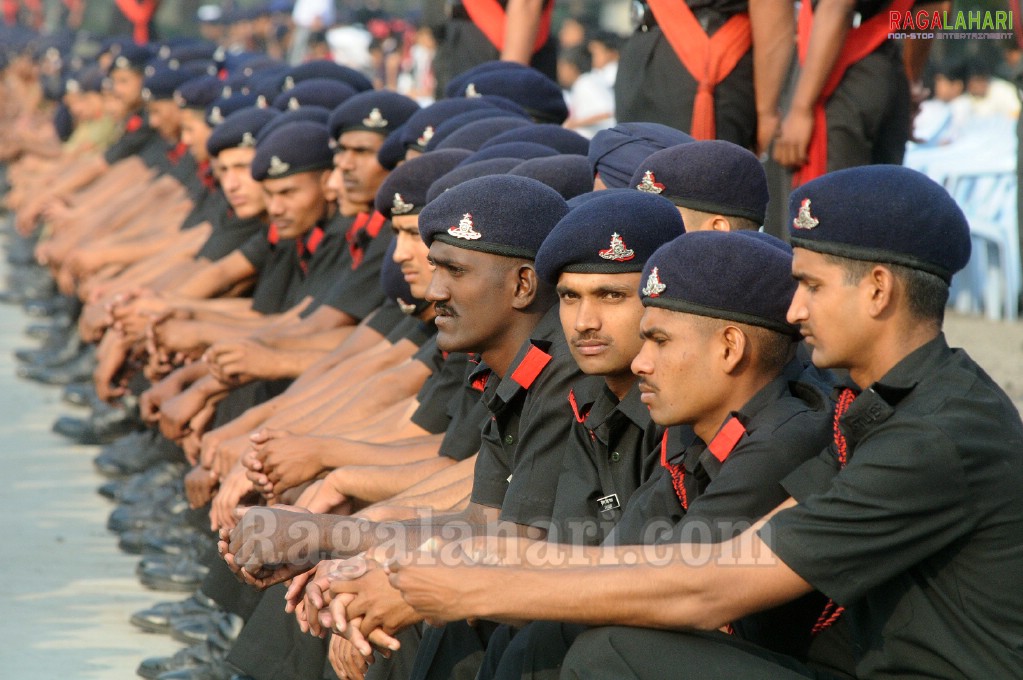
[[568, 389, 587, 423], [306, 226, 325, 255], [126, 114, 143, 132], [267, 223, 280, 245], [366, 211, 387, 238], [471, 371, 490, 392], [707, 416, 746, 463], [510, 345, 552, 389]]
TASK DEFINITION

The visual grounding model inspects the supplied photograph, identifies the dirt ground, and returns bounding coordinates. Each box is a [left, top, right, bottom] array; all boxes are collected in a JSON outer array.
[[944, 311, 1023, 413]]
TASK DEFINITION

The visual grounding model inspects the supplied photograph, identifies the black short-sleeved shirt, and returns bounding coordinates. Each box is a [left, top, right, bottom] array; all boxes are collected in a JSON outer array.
[[435, 356, 491, 460], [248, 215, 345, 314], [240, 229, 272, 271], [548, 380, 662, 546], [314, 212, 393, 320], [104, 114, 168, 168], [469, 306, 586, 527], [197, 205, 267, 262], [608, 360, 832, 546], [366, 301, 409, 338], [410, 343, 470, 436], [762, 335, 1023, 677]]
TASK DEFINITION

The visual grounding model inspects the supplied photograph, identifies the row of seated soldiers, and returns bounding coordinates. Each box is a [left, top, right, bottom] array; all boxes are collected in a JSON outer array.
[[2, 30, 1021, 680]]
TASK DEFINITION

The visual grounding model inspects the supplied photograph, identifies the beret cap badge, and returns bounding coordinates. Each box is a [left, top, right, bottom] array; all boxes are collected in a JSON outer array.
[[363, 108, 388, 128], [793, 198, 819, 230], [392, 193, 415, 215], [598, 233, 636, 262], [240, 132, 257, 148], [417, 125, 435, 147], [636, 170, 665, 194], [447, 213, 482, 240], [641, 267, 666, 297], [268, 156, 291, 177], [208, 106, 225, 125], [465, 83, 481, 98]]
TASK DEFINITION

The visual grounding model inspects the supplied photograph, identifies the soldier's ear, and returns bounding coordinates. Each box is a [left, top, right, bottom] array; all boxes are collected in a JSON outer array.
[[718, 324, 748, 374], [865, 264, 897, 319], [510, 262, 540, 310]]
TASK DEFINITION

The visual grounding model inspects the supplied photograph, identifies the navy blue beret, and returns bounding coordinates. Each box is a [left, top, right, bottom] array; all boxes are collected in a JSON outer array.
[[142, 66, 196, 101], [482, 124, 589, 156], [380, 240, 431, 316], [426, 158, 522, 204], [401, 98, 511, 152], [535, 190, 684, 284], [374, 149, 472, 219], [158, 41, 218, 63], [630, 140, 768, 224], [508, 155, 593, 201], [328, 90, 420, 139], [788, 165, 971, 282], [65, 65, 105, 94], [424, 109, 525, 151], [251, 71, 286, 107], [589, 123, 694, 189], [257, 106, 331, 142], [207, 107, 280, 157], [455, 67, 567, 124], [566, 187, 629, 208], [641, 231, 798, 335], [206, 92, 260, 126], [475, 94, 530, 118], [433, 117, 532, 152], [175, 75, 225, 109], [110, 44, 153, 73], [377, 126, 408, 171], [251, 121, 334, 181], [459, 142, 558, 166], [272, 78, 356, 111], [444, 61, 531, 98], [420, 175, 569, 259], [222, 52, 282, 76], [284, 60, 373, 93]]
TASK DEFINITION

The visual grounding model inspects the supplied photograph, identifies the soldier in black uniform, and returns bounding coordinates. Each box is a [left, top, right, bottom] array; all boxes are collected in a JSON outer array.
[[393, 165, 1023, 679]]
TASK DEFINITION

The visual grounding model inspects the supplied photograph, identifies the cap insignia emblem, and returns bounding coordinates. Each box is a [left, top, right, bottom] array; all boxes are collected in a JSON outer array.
[[641, 267, 666, 297], [598, 233, 635, 262], [268, 155, 291, 177], [417, 125, 434, 147], [392, 193, 415, 215], [363, 108, 388, 128], [636, 170, 665, 194], [240, 132, 256, 148], [447, 213, 482, 240], [396, 298, 417, 314], [465, 83, 481, 98], [114, 55, 130, 69], [283, 76, 296, 90], [793, 198, 819, 230], [287, 97, 301, 111], [173, 91, 187, 107], [208, 106, 224, 125], [141, 87, 153, 101]]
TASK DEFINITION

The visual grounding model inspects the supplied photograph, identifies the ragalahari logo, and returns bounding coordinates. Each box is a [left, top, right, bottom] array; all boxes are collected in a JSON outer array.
[[889, 9, 1013, 40]]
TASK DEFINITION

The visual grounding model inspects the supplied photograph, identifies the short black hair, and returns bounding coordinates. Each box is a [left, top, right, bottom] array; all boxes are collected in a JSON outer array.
[[690, 315, 796, 374], [825, 255, 949, 325]]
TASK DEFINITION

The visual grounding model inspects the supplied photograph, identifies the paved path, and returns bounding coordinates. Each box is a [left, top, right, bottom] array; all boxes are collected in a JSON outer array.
[[0, 253, 182, 679]]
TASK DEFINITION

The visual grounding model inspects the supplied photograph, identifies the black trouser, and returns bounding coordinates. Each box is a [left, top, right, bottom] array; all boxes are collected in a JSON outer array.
[[560, 627, 847, 680], [614, 26, 756, 149], [433, 18, 557, 100]]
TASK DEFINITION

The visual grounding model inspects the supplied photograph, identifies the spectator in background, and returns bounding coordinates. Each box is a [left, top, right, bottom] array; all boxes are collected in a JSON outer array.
[[561, 31, 619, 139], [911, 58, 971, 146], [289, 0, 336, 64], [964, 56, 1020, 120]]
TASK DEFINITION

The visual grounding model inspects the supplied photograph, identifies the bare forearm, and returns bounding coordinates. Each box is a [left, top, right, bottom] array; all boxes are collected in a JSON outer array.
[[789, 0, 854, 112], [751, 0, 795, 117], [501, 0, 544, 63], [320, 434, 442, 471], [331, 453, 452, 504]]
